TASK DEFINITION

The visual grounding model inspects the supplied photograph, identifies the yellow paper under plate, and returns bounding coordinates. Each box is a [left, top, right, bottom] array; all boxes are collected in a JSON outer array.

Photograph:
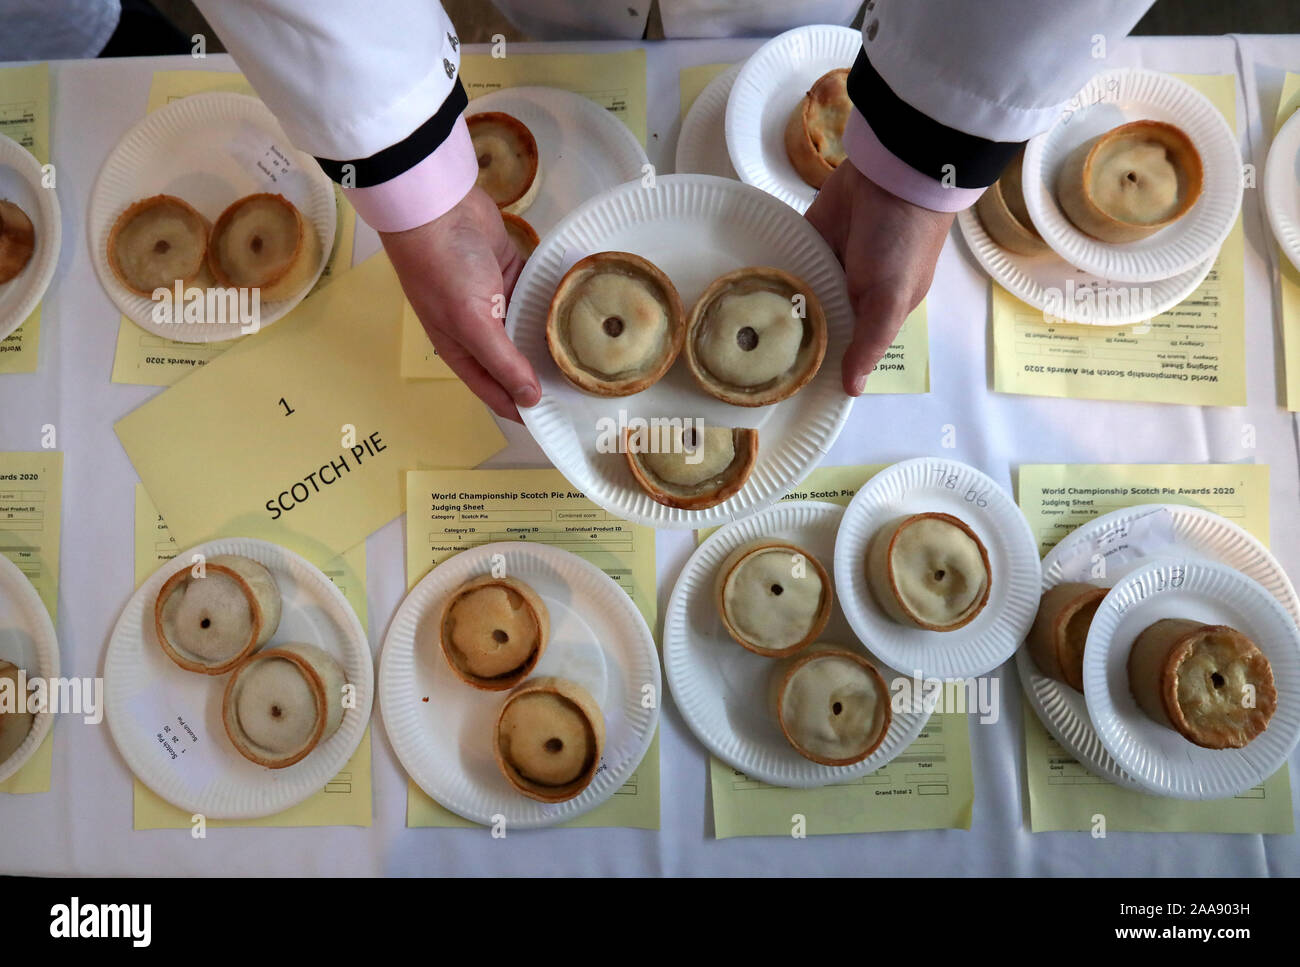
[[1017, 462, 1292, 832], [0, 450, 61, 794], [701, 465, 975, 838], [992, 74, 1246, 406], [402, 467, 660, 829], [115, 253, 507, 563], [130, 484, 372, 828], [109, 70, 357, 388], [1274, 72, 1300, 410], [0, 63, 50, 375]]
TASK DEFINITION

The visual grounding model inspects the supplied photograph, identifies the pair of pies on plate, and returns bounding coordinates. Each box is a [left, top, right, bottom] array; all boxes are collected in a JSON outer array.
[[1028, 582, 1277, 751], [153, 554, 348, 769], [547, 252, 828, 510], [466, 111, 542, 263], [715, 538, 891, 767], [976, 120, 1203, 253], [107, 192, 320, 300], [0, 199, 36, 285], [436, 574, 605, 803]]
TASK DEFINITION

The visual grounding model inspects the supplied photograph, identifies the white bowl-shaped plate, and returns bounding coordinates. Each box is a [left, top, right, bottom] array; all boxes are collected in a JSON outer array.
[[0, 554, 59, 785], [665, 500, 929, 787], [1264, 106, 1300, 275], [104, 538, 372, 818], [1019, 503, 1300, 790], [379, 541, 660, 828], [0, 133, 60, 343], [835, 457, 1042, 680], [510, 173, 854, 530], [1084, 558, 1300, 800], [956, 206, 1213, 327], [725, 24, 862, 213], [1022, 68, 1242, 283], [88, 91, 338, 343], [676, 61, 743, 179], [469, 85, 648, 236]]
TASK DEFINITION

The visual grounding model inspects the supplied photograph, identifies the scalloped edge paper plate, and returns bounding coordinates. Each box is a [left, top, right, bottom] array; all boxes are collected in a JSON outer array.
[[0, 554, 59, 785]]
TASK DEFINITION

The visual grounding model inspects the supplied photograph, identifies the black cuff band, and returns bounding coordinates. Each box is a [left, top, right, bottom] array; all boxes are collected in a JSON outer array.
[[315, 77, 469, 188], [846, 48, 1023, 189]]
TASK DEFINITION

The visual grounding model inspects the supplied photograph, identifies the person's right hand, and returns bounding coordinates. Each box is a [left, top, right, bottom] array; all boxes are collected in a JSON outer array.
[[380, 186, 540, 423]]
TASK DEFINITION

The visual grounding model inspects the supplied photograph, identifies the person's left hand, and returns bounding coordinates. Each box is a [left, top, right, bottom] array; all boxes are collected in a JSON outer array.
[[805, 160, 955, 396]]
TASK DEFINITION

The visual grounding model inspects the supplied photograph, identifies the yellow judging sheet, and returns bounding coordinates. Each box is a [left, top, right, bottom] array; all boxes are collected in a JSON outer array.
[[401, 49, 647, 379], [0, 63, 50, 375], [0, 451, 61, 794], [702, 466, 975, 838], [1017, 463, 1292, 833], [403, 467, 660, 829], [110, 70, 357, 387], [1276, 72, 1300, 410], [992, 74, 1246, 406], [115, 253, 506, 563], [130, 485, 372, 829]]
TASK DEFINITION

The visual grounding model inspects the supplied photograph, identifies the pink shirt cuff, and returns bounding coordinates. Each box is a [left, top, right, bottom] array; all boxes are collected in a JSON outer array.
[[342, 115, 478, 233], [841, 108, 986, 213]]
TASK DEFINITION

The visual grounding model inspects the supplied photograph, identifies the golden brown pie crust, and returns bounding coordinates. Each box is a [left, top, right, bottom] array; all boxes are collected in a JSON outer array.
[[1056, 120, 1204, 243], [437, 574, 549, 691], [716, 539, 832, 658], [0, 199, 36, 285], [207, 192, 319, 301], [621, 425, 757, 510], [153, 560, 273, 675], [221, 645, 328, 769], [547, 251, 685, 397], [494, 675, 606, 803], [501, 212, 539, 260], [974, 149, 1051, 256], [1026, 582, 1107, 691], [784, 68, 851, 190], [107, 194, 210, 297], [866, 512, 992, 632], [684, 266, 827, 407], [776, 646, 892, 766], [468, 111, 541, 215]]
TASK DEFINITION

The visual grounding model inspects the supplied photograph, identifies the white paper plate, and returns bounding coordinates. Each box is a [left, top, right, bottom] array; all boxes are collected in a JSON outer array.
[[834, 457, 1041, 680], [676, 62, 743, 179], [956, 206, 1214, 327], [104, 538, 372, 818], [510, 173, 854, 530], [379, 541, 659, 828], [469, 86, 648, 236], [0, 133, 60, 343], [88, 91, 338, 343], [1084, 558, 1300, 800], [1264, 106, 1300, 275], [1018, 503, 1300, 790], [0, 554, 59, 785], [725, 24, 862, 213], [664, 501, 929, 787], [1022, 69, 1242, 283]]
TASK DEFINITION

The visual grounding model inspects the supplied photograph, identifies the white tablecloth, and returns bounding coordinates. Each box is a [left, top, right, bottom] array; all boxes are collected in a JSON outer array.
[[1, 34, 1298, 876]]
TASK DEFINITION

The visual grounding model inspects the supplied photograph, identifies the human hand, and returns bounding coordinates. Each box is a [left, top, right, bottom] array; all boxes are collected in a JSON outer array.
[[380, 186, 540, 422], [805, 160, 954, 396]]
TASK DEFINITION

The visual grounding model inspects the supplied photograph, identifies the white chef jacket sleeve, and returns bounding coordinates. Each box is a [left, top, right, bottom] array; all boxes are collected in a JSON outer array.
[[191, 0, 477, 233], [842, 0, 1154, 211]]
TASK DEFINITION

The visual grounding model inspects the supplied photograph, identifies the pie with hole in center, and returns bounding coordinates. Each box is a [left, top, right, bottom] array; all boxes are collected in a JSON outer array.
[[154, 554, 282, 675], [1056, 120, 1203, 243], [622, 423, 757, 510], [107, 194, 210, 296], [222, 642, 347, 768], [468, 111, 541, 215], [1027, 582, 1107, 691], [685, 266, 826, 407], [866, 513, 991, 631], [784, 68, 852, 189], [494, 676, 605, 802], [776, 646, 891, 766], [1127, 618, 1276, 749], [547, 251, 685, 396], [0, 199, 36, 285], [716, 539, 831, 657], [207, 193, 321, 301], [437, 575, 549, 691]]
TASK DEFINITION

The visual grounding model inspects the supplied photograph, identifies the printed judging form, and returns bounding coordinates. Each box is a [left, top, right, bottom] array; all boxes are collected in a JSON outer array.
[[1017, 463, 1292, 833], [0, 63, 50, 374], [403, 467, 660, 829], [702, 466, 975, 838]]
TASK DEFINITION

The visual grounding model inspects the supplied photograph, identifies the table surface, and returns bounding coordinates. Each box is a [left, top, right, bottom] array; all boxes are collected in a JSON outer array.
[[2, 33, 1299, 876]]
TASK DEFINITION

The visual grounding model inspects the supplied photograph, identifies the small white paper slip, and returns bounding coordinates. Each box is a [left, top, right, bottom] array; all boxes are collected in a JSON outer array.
[[1054, 507, 1178, 582], [128, 682, 223, 792]]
